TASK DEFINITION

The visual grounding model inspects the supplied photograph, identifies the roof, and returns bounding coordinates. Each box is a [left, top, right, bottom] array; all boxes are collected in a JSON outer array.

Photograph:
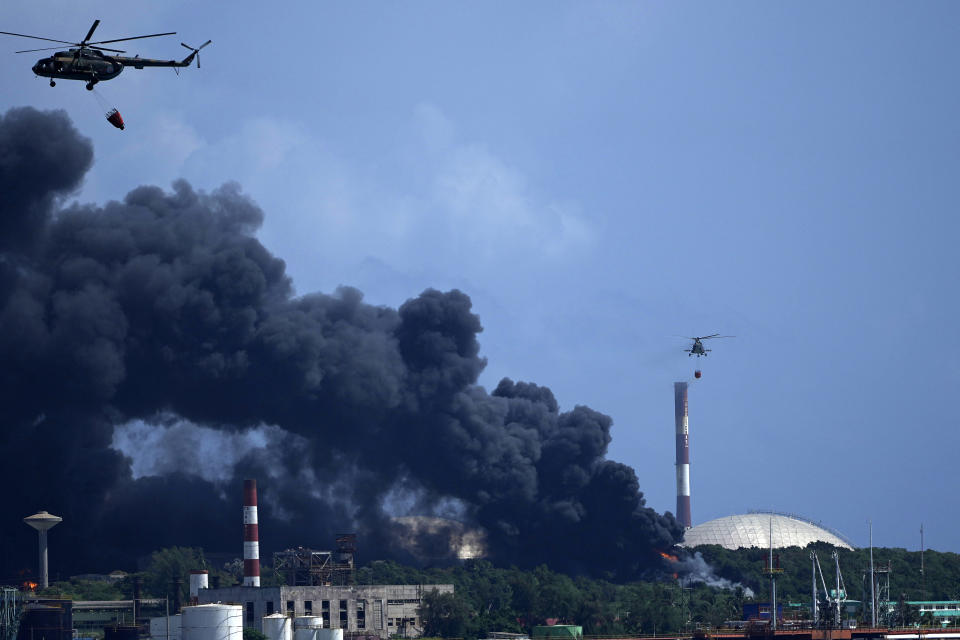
[[680, 512, 855, 550]]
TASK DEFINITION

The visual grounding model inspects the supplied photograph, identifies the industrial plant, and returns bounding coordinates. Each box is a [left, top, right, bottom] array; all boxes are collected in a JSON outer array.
[[6, 479, 453, 640], [189, 481, 452, 638]]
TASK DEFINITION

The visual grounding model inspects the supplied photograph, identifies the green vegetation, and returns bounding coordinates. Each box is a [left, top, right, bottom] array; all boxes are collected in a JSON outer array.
[[693, 542, 960, 603], [359, 545, 960, 638], [243, 628, 269, 640], [360, 559, 740, 637], [38, 578, 125, 601]]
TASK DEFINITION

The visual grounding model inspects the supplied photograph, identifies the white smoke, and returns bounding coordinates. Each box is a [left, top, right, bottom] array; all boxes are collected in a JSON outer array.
[[678, 551, 755, 598]]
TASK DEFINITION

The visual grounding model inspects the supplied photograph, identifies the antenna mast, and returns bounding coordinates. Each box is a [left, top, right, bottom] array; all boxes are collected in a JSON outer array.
[[920, 523, 925, 600]]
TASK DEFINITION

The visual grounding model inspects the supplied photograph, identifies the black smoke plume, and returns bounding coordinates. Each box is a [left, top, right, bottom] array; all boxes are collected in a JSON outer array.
[[0, 107, 681, 581]]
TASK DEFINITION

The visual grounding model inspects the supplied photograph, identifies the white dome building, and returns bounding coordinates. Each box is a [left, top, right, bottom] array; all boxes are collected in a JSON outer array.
[[681, 512, 854, 550]]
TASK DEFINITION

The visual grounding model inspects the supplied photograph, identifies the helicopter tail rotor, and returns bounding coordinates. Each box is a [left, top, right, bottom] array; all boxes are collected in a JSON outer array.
[[181, 39, 211, 68]]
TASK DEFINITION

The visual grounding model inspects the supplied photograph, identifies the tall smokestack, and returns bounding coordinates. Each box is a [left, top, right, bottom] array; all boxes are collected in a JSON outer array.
[[674, 382, 691, 529], [243, 479, 260, 587]]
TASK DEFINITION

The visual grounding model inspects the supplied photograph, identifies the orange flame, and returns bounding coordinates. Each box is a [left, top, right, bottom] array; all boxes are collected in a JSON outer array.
[[659, 551, 679, 562], [23, 581, 38, 591], [672, 572, 679, 580]]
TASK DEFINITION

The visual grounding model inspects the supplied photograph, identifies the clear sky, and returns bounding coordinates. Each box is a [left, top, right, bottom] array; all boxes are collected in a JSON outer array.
[[2, 1, 958, 552]]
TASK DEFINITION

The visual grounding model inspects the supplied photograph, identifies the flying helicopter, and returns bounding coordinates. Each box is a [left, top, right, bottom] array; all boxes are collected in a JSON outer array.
[[683, 334, 733, 357], [1, 20, 210, 90]]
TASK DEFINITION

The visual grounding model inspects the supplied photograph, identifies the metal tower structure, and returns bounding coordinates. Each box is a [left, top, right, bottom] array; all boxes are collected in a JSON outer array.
[[274, 548, 335, 586], [0, 588, 22, 640], [763, 520, 784, 631]]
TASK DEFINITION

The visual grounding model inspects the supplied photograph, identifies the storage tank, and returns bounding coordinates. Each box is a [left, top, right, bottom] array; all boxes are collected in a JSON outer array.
[[150, 614, 182, 640], [294, 616, 323, 640], [189, 571, 209, 601], [182, 604, 242, 640], [263, 614, 292, 640], [317, 630, 343, 640]]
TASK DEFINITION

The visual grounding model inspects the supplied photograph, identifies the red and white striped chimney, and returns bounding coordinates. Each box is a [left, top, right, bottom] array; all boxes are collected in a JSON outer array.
[[674, 382, 692, 529], [243, 479, 260, 587]]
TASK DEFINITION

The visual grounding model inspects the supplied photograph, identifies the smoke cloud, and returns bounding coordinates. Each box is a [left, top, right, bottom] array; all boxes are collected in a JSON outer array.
[[676, 552, 755, 597], [0, 107, 682, 580]]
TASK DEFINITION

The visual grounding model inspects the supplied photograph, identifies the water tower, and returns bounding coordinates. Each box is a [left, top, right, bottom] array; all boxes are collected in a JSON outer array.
[[24, 510, 62, 588]]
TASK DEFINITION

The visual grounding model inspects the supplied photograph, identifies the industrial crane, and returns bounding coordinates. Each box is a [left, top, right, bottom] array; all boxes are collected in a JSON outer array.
[[812, 551, 848, 627]]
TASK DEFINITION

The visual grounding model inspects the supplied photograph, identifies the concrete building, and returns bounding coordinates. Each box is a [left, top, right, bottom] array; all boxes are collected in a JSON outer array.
[[197, 584, 454, 639]]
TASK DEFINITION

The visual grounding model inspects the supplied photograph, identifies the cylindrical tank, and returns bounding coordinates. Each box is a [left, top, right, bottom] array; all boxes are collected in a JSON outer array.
[[317, 630, 343, 640], [294, 616, 323, 640], [263, 614, 292, 640], [189, 571, 209, 599], [182, 604, 242, 640], [150, 614, 182, 640]]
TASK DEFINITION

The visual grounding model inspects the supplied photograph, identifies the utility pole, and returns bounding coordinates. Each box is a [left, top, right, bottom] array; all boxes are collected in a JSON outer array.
[[833, 551, 842, 628], [920, 524, 926, 601], [870, 521, 877, 627], [811, 552, 819, 626]]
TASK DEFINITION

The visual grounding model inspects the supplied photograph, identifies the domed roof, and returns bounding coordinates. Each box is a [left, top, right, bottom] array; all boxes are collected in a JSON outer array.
[[680, 512, 854, 550]]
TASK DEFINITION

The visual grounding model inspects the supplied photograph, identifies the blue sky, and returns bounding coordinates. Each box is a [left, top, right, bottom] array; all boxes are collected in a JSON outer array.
[[2, 1, 958, 552]]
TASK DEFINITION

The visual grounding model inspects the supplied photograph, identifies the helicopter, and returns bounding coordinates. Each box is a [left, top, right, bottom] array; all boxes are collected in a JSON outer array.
[[683, 334, 733, 357], [1, 20, 210, 90]]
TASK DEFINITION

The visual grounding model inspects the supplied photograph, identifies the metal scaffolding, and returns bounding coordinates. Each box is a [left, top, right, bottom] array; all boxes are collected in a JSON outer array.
[[0, 589, 22, 640], [273, 535, 355, 586]]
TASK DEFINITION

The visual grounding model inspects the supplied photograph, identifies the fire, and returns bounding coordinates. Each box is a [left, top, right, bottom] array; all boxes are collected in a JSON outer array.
[[672, 573, 679, 580], [659, 551, 679, 562], [22, 581, 38, 591]]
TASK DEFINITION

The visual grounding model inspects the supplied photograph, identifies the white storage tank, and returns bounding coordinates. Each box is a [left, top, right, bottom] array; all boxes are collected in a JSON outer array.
[[263, 614, 292, 640], [150, 614, 182, 640], [317, 630, 343, 640], [293, 616, 323, 640], [182, 604, 242, 640], [188, 571, 209, 601]]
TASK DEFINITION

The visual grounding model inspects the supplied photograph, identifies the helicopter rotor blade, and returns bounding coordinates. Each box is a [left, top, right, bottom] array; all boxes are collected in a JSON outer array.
[[89, 31, 175, 45], [181, 40, 211, 68], [15, 45, 71, 53], [0, 31, 78, 45], [700, 335, 734, 340], [82, 20, 101, 44], [89, 46, 126, 53]]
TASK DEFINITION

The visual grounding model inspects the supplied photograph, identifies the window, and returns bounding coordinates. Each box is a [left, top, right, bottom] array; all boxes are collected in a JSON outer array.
[[357, 601, 365, 630], [287, 601, 295, 614], [321, 601, 330, 628], [246, 602, 255, 625], [339, 600, 348, 627], [266, 602, 274, 615], [305, 601, 313, 615]]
